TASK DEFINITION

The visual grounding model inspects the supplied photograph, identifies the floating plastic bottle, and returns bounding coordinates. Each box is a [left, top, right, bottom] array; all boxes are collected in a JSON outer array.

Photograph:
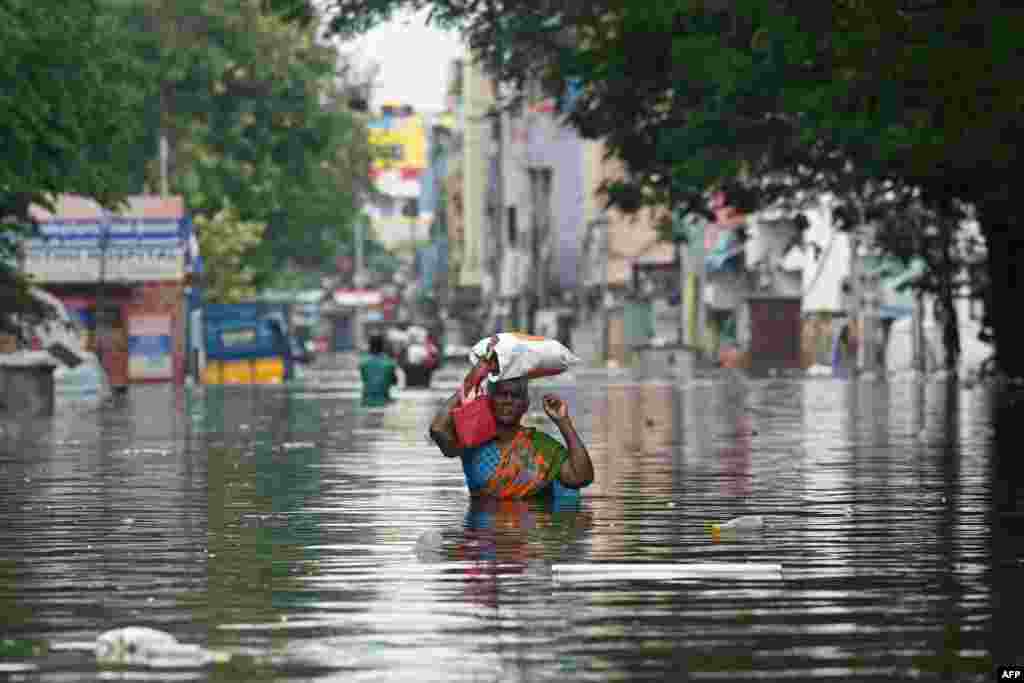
[[414, 529, 444, 563], [709, 515, 764, 543]]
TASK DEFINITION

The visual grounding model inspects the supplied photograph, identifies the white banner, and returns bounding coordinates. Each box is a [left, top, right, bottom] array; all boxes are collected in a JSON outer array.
[[22, 245, 184, 283], [38, 219, 182, 241], [333, 289, 383, 307]]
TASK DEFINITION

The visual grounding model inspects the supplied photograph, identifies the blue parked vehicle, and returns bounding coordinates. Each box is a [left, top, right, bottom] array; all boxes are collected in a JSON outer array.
[[202, 304, 305, 385]]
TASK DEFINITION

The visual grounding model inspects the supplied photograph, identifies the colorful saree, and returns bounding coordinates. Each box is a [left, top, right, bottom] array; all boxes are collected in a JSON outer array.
[[460, 427, 581, 500]]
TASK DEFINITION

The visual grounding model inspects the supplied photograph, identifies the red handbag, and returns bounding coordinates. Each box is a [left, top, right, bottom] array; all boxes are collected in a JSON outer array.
[[451, 387, 497, 448], [451, 343, 498, 448]]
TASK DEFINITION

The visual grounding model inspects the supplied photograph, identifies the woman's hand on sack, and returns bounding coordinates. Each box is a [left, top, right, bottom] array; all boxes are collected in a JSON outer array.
[[484, 336, 500, 363], [475, 356, 497, 378], [542, 394, 570, 422]]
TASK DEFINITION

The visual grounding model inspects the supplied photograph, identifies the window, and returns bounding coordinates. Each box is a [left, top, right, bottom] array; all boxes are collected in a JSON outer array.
[[507, 206, 517, 246]]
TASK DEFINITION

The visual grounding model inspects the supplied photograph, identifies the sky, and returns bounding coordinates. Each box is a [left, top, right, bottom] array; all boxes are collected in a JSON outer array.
[[338, 8, 465, 114]]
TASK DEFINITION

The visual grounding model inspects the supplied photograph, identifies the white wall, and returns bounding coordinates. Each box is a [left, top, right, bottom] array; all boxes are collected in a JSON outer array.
[[499, 108, 530, 300], [801, 197, 852, 314], [459, 58, 490, 289]]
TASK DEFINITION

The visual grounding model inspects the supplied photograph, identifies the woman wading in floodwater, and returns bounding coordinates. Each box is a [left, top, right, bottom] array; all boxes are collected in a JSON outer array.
[[428, 356, 594, 499]]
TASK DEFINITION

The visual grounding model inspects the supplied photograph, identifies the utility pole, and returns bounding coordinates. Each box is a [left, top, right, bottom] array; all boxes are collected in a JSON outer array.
[[95, 209, 111, 386], [160, 134, 169, 198], [694, 221, 707, 357], [596, 212, 610, 364], [673, 201, 687, 349], [355, 214, 365, 287], [676, 240, 686, 347], [402, 197, 419, 325], [672, 208, 706, 352], [492, 101, 505, 331], [354, 214, 365, 350], [847, 231, 861, 379]]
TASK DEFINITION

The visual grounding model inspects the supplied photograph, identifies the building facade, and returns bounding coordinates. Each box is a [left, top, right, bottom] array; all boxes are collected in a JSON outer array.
[[23, 195, 194, 385], [577, 140, 677, 365]]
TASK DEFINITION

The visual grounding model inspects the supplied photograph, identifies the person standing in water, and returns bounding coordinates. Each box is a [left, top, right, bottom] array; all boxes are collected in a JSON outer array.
[[429, 359, 594, 498], [360, 334, 398, 407]]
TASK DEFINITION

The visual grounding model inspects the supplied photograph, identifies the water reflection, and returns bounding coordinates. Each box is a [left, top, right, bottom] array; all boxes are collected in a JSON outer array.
[[194, 388, 328, 656], [987, 385, 1024, 674], [451, 497, 592, 608], [0, 373, 1014, 681]]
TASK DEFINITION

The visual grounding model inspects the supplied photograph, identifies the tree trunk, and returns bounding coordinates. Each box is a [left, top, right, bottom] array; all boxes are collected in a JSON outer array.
[[939, 284, 960, 372], [939, 218, 960, 372], [978, 206, 1024, 379]]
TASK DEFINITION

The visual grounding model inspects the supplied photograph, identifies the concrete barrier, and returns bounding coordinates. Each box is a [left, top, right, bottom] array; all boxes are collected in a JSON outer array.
[[0, 352, 58, 416]]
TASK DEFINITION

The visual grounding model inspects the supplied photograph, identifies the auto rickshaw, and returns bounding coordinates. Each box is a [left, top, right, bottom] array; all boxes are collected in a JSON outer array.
[[202, 316, 300, 385]]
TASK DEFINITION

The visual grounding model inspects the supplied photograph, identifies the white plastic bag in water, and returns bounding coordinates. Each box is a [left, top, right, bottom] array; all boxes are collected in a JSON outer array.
[[469, 333, 581, 382], [95, 627, 229, 668]]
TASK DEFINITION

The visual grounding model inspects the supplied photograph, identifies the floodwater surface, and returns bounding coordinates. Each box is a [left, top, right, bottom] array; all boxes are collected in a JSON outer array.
[[0, 369, 1018, 681]]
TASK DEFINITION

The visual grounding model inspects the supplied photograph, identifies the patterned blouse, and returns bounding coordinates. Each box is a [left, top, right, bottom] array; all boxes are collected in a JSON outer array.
[[460, 427, 581, 500]]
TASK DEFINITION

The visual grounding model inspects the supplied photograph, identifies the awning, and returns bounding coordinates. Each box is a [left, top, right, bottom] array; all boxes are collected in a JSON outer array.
[[879, 304, 913, 321], [333, 289, 383, 306]]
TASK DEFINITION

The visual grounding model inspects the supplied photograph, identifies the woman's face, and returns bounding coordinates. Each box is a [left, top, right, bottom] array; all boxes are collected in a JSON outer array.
[[489, 378, 529, 426]]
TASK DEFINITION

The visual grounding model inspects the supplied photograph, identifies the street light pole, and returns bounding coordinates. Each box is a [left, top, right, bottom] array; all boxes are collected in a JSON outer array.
[[677, 240, 686, 347]]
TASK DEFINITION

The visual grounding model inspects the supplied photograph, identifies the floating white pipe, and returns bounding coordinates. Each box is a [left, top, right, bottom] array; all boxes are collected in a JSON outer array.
[[551, 563, 784, 581]]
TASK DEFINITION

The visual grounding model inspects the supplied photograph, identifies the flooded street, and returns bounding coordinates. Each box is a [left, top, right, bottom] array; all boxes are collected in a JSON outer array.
[[1, 368, 1017, 681]]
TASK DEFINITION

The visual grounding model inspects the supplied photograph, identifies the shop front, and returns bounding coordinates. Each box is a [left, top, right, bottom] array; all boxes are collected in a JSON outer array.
[[23, 195, 194, 386], [322, 288, 400, 352]]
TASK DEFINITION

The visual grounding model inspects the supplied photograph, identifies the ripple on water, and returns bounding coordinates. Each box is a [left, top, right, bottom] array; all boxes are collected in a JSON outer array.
[[0, 378, 1004, 682]]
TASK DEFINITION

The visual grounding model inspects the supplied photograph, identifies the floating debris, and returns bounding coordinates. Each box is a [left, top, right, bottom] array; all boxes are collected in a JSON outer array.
[[95, 627, 230, 668]]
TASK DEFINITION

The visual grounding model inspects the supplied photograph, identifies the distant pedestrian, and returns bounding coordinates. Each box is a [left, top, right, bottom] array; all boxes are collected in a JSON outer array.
[[403, 325, 438, 388], [360, 334, 398, 407]]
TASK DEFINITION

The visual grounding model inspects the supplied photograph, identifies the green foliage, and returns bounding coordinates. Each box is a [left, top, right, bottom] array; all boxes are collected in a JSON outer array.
[[195, 205, 266, 303], [325, 1, 1021, 214], [324, 0, 1024, 374], [0, 0, 147, 211], [1, 0, 148, 323], [102, 0, 378, 282]]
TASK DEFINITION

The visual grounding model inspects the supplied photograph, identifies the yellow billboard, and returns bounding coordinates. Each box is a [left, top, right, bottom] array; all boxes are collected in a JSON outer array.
[[369, 109, 426, 179]]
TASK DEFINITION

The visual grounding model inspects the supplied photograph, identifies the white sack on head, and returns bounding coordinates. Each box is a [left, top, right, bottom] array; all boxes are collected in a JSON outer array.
[[386, 328, 408, 345], [469, 332, 581, 382], [406, 343, 430, 365]]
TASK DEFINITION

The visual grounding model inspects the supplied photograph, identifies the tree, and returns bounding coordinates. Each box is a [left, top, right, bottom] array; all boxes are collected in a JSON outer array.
[[324, 0, 1024, 377], [1, 0, 148, 330], [195, 204, 266, 302], [103, 0, 377, 282], [873, 197, 986, 373]]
